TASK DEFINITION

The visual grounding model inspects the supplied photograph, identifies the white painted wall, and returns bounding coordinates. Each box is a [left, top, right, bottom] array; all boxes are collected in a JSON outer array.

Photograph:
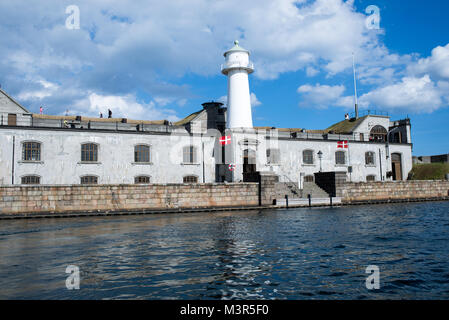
[[0, 128, 216, 185]]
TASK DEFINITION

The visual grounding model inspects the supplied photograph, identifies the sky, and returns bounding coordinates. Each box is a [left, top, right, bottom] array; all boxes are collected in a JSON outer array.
[[0, 0, 448, 156]]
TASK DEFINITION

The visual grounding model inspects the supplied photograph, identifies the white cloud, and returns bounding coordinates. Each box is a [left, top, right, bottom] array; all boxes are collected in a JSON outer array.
[[408, 43, 449, 80], [72, 93, 179, 121], [297, 83, 346, 109], [358, 75, 443, 113], [250, 93, 262, 107], [0, 0, 447, 117]]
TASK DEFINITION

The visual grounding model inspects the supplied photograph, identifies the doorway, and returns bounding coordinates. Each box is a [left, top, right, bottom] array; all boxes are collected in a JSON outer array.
[[243, 149, 256, 174], [8, 114, 17, 126], [391, 153, 402, 181]]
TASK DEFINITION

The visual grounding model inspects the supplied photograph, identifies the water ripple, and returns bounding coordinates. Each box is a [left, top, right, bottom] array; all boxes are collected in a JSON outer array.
[[0, 202, 448, 299]]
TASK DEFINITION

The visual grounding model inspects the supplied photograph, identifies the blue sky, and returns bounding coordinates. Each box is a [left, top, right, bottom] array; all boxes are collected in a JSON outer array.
[[0, 0, 448, 156]]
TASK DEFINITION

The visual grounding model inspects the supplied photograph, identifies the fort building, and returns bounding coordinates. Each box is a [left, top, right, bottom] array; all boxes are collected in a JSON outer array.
[[0, 42, 413, 188]]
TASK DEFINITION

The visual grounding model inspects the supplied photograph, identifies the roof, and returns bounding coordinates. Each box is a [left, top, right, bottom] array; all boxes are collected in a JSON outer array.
[[324, 116, 368, 134], [32, 113, 169, 125], [0, 88, 31, 114], [173, 109, 204, 126], [224, 40, 250, 57]]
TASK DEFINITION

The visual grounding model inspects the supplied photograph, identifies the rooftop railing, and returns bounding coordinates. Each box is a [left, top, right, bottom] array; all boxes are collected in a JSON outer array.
[[221, 61, 254, 72]]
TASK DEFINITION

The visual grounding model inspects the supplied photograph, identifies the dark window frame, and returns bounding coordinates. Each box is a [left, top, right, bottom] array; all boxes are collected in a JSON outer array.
[[22, 141, 41, 161], [81, 143, 98, 162], [183, 175, 198, 183], [134, 144, 151, 163], [80, 175, 98, 184], [183, 145, 197, 164], [302, 149, 314, 165], [335, 151, 346, 165], [365, 151, 376, 165], [135, 176, 151, 184], [21, 175, 40, 185]]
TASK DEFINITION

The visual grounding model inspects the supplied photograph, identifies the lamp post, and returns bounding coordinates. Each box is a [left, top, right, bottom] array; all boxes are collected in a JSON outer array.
[[318, 151, 323, 172]]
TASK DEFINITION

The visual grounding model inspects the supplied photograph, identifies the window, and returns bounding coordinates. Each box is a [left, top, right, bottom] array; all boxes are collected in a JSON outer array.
[[365, 152, 375, 165], [366, 175, 376, 182], [303, 150, 314, 165], [370, 125, 387, 142], [81, 143, 98, 162], [80, 176, 98, 184], [134, 145, 150, 163], [135, 176, 150, 184], [22, 142, 41, 161], [21, 175, 40, 185], [183, 175, 198, 183], [267, 148, 280, 164], [304, 175, 314, 183], [335, 151, 346, 165], [183, 146, 197, 164]]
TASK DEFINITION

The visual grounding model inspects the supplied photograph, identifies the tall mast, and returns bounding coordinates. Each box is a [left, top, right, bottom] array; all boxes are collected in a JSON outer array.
[[352, 52, 359, 119]]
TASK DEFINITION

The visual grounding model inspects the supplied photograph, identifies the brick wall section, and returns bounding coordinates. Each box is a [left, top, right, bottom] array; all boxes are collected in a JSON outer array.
[[0, 183, 259, 215], [338, 181, 449, 202]]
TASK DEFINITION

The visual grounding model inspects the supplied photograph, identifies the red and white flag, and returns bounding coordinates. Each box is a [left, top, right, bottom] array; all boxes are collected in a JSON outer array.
[[220, 136, 232, 146], [228, 164, 236, 171], [337, 140, 348, 149]]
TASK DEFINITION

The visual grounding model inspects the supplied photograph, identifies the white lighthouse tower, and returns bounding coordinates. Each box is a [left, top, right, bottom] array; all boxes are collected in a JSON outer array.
[[221, 40, 254, 129]]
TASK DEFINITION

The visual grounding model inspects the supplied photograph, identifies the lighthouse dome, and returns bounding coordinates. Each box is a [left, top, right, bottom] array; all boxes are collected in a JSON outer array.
[[223, 40, 250, 57]]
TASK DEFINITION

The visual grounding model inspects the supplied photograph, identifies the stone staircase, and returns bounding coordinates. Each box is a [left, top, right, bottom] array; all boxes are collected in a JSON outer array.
[[275, 181, 341, 207], [301, 182, 329, 198], [275, 182, 301, 199]]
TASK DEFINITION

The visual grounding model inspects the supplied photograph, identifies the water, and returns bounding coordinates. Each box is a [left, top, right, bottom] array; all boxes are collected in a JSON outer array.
[[0, 202, 448, 300]]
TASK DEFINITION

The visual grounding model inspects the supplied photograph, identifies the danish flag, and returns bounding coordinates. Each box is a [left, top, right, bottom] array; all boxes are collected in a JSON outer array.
[[220, 136, 232, 146], [337, 140, 348, 149]]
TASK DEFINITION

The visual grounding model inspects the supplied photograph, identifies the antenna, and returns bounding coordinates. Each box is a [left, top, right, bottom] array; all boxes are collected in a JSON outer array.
[[352, 52, 359, 119]]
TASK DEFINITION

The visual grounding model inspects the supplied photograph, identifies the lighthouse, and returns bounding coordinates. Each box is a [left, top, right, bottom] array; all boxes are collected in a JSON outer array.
[[221, 40, 254, 129]]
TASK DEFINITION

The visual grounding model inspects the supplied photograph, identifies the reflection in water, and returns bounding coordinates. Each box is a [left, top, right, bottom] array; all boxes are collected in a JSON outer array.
[[0, 202, 449, 299]]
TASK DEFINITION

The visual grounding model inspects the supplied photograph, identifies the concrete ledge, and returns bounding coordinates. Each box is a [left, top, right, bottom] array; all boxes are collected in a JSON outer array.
[[276, 197, 342, 207], [0, 205, 267, 220]]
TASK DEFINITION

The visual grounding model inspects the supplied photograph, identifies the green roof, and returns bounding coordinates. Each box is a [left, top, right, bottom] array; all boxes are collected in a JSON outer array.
[[325, 116, 368, 134], [224, 40, 250, 57]]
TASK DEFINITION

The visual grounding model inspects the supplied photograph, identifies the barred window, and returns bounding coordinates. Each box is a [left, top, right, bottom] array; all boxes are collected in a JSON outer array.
[[365, 152, 375, 165], [80, 176, 98, 184], [335, 151, 346, 165], [81, 143, 98, 162], [183, 146, 197, 164], [267, 148, 280, 164], [367, 175, 376, 182], [21, 175, 40, 185], [303, 150, 314, 165], [134, 145, 150, 163], [183, 175, 198, 183], [304, 175, 314, 183], [135, 176, 150, 184], [22, 142, 41, 161]]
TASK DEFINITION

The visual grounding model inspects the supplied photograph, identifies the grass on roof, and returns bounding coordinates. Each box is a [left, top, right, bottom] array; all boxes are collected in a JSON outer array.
[[174, 110, 202, 126], [325, 116, 367, 134]]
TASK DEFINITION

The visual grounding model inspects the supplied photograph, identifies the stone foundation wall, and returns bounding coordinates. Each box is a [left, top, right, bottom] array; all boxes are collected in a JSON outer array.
[[0, 183, 259, 215], [339, 181, 449, 202]]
